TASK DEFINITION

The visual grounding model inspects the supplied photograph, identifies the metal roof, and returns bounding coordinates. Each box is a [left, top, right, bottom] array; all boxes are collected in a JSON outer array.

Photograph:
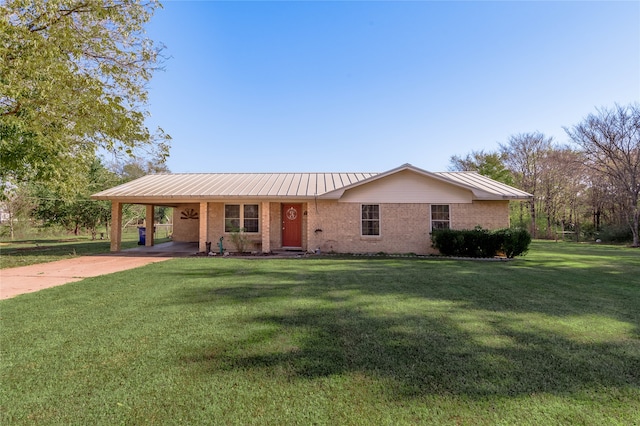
[[91, 165, 532, 202], [434, 171, 533, 199], [92, 172, 378, 200]]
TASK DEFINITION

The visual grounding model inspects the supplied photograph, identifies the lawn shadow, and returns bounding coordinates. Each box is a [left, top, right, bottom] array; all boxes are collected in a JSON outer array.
[[170, 257, 640, 400]]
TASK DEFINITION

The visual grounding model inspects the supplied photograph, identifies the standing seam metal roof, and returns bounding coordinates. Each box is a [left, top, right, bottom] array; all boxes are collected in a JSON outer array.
[[434, 171, 532, 199], [92, 172, 380, 199], [91, 167, 532, 200]]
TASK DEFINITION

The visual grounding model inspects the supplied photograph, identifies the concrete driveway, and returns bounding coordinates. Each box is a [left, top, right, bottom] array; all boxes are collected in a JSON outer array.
[[0, 242, 198, 300]]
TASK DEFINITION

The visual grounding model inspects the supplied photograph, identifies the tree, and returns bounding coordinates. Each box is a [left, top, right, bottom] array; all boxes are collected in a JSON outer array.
[[0, 183, 36, 240], [107, 154, 172, 225], [31, 158, 118, 237], [565, 104, 640, 247], [500, 132, 554, 238], [448, 150, 513, 185], [0, 0, 170, 191], [537, 147, 586, 240], [108, 154, 171, 181]]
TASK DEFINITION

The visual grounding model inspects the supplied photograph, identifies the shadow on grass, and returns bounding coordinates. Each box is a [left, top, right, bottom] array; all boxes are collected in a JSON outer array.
[[170, 254, 639, 321], [185, 306, 638, 399], [171, 256, 640, 400]]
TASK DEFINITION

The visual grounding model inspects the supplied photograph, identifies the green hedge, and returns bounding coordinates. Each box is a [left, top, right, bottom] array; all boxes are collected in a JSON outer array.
[[431, 227, 531, 258]]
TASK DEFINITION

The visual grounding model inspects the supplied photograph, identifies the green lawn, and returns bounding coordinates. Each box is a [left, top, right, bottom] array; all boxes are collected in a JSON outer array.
[[0, 233, 170, 269], [1, 242, 639, 425]]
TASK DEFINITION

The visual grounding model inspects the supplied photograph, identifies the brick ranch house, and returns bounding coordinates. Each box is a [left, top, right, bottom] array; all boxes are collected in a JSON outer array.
[[91, 163, 532, 255]]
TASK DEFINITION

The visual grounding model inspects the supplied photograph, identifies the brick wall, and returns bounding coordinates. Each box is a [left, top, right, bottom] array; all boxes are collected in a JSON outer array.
[[178, 199, 510, 254], [307, 201, 433, 254], [452, 200, 510, 230], [306, 200, 510, 255], [172, 203, 200, 242]]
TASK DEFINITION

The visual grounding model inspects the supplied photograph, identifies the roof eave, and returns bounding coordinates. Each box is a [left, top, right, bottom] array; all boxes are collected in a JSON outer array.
[[90, 195, 317, 202], [472, 195, 533, 201]]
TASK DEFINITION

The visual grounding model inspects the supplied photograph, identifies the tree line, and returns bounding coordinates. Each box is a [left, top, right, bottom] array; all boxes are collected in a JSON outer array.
[[1, 2, 637, 247], [450, 103, 640, 247], [1, 1, 170, 239], [1, 157, 170, 240]]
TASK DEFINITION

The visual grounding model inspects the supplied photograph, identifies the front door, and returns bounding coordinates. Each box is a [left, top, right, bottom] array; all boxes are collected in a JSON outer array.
[[282, 203, 302, 248]]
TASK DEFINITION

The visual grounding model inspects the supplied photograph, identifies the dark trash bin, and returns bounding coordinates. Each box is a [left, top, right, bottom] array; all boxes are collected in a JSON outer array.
[[138, 227, 146, 245]]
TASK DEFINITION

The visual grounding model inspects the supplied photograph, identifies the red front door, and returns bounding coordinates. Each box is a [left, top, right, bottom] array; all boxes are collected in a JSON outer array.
[[282, 203, 302, 248]]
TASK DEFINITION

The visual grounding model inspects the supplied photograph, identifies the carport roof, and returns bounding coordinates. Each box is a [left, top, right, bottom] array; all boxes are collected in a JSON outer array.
[[92, 172, 378, 200], [91, 164, 532, 202]]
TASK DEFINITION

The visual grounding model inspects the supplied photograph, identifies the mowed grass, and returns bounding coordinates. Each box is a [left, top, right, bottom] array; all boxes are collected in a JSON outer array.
[[0, 234, 169, 269], [1, 241, 639, 425]]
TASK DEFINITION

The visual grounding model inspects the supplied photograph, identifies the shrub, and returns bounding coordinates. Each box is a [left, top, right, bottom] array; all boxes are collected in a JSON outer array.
[[229, 228, 250, 253], [430, 228, 463, 256], [431, 227, 531, 258], [598, 224, 634, 244], [492, 228, 531, 258]]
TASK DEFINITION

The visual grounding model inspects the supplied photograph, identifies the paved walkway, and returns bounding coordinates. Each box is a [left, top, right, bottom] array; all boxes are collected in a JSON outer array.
[[0, 242, 199, 300]]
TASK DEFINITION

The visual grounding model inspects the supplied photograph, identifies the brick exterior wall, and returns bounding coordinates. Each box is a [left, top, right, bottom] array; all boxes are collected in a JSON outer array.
[[306, 200, 510, 255], [172, 203, 200, 242], [269, 202, 281, 250], [451, 200, 510, 230], [173, 200, 510, 254], [306, 201, 432, 254]]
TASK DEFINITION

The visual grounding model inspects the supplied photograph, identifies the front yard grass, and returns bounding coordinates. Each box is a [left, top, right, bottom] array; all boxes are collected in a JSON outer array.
[[0, 233, 170, 269], [1, 241, 639, 424]]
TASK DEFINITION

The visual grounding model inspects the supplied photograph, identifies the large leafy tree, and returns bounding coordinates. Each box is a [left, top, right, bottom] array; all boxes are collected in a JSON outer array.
[[448, 150, 513, 185], [565, 104, 640, 247], [0, 0, 170, 191], [32, 158, 119, 237], [29, 154, 172, 237]]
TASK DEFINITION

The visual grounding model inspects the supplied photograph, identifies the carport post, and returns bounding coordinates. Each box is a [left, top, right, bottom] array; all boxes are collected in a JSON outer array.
[[110, 201, 122, 252], [145, 205, 154, 247], [261, 201, 270, 253], [199, 202, 208, 253]]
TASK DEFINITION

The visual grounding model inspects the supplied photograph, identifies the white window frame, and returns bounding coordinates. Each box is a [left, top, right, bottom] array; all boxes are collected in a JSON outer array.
[[430, 204, 451, 231], [361, 204, 381, 236], [224, 203, 259, 233]]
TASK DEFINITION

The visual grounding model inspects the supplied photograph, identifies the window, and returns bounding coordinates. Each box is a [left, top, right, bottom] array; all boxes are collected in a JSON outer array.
[[431, 205, 450, 230], [225, 204, 259, 233], [361, 204, 380, 236], [243, 204, 259, 233]]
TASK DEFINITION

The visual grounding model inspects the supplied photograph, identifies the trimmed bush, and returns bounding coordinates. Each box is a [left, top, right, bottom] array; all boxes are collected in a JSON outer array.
[[432, 227, 531, 258], [493, 228, 531, 258], [597, 224, 634, 244]]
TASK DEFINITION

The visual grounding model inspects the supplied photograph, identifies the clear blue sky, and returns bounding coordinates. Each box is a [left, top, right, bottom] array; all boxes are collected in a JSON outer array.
[[144, 1, 639, 173]]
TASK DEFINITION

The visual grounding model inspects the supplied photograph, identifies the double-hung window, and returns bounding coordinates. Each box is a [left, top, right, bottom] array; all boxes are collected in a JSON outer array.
[[431, 205, 450, 230], [361, 204, 380, 236], [225, 204, 259, 233]]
